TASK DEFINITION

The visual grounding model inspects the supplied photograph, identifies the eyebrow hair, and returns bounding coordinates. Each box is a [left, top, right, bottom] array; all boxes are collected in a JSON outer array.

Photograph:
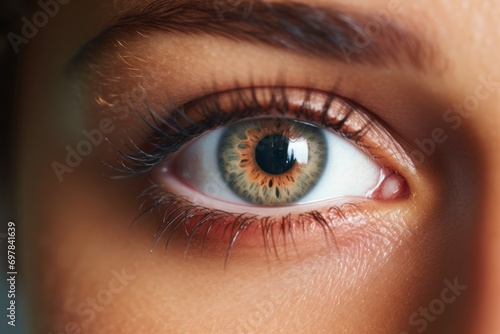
[[72, 0, 439, 71]]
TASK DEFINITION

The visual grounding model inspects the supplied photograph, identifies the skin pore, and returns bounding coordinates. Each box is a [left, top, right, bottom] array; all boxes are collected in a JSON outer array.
[[17, 0, 500, 333]]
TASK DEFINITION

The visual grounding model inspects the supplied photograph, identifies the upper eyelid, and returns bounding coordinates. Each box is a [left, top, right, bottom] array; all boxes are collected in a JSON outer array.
[[69, 0, 441, 73], [104, 87, 413, 178]]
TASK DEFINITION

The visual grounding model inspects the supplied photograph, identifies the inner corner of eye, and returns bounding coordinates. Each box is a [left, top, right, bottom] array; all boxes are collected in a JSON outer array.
[[151, 117, 409, 209], [367, 167, 410, 202]]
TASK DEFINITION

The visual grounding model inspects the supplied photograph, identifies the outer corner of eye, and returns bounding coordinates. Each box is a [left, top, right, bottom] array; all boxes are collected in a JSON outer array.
[[151, 116, 410, 211]]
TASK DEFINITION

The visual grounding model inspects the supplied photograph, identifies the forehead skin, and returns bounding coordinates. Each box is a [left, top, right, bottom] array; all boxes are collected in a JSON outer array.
[[17, 0, 500, 333]]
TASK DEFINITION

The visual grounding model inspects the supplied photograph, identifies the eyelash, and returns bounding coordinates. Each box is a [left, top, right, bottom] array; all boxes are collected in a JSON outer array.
[[108, 86, 373, 175], [105, 86, 388, 261], [136, 184, 360, 264]]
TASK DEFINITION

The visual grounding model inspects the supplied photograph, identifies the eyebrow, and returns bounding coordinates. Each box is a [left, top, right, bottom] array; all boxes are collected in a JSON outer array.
[[71, 0, 439, 71]]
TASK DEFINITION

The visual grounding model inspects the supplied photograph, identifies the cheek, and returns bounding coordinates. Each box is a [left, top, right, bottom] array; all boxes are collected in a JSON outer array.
[[33, 173, 148, 332], [34, 170, 449, 333]]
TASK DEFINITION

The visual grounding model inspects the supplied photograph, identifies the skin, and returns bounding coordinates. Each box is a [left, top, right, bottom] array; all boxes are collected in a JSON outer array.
[[16, 0, 500, 333]]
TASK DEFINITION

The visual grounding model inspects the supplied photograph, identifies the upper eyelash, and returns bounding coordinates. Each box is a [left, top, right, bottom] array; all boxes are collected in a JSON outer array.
[[105, 86, 374, 177]]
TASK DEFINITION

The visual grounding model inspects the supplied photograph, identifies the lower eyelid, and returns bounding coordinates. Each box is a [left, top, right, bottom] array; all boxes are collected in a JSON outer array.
[[153, 163, 408, 217], [153, 167, 369, 215], [138, 186, 385, 254]]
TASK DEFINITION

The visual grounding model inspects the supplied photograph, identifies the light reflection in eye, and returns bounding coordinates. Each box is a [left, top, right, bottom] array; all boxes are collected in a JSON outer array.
[[156, 116, 382, 208]]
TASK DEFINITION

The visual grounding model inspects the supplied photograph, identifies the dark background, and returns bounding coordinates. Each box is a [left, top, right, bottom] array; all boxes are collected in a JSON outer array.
[[1, 1, 32, 332], [0, 0, 19, 224]]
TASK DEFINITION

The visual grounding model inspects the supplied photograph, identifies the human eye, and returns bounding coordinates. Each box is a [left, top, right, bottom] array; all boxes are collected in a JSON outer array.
[[106, 86, 411, 256]]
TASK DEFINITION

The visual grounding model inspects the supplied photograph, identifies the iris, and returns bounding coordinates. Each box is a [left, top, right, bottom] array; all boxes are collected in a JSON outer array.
[[218, 118, 327, 206]]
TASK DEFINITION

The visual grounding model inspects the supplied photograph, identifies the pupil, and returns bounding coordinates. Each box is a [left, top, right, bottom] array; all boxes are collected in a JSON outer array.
[[255, 134, 296, 175]]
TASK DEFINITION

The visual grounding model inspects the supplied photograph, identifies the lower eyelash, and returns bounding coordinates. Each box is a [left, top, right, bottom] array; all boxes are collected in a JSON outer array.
[[135, 183, 360, 263]]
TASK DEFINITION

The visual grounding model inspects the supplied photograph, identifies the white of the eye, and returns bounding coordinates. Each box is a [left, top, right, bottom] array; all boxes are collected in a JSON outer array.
[[298, 133, 380, 203], [174, 128, 248, 204], [169, 125, 381, 206]]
